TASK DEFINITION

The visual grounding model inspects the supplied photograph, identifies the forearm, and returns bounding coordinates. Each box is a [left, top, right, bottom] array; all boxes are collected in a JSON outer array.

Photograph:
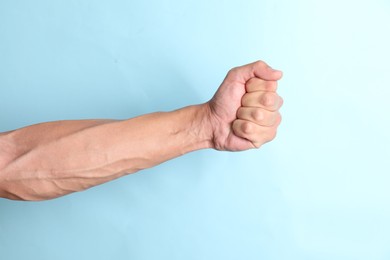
[[0, 104, 213, 201]]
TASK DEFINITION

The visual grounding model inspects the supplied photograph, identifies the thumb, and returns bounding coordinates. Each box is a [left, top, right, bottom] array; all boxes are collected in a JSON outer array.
[[228, 60, 283, 83]]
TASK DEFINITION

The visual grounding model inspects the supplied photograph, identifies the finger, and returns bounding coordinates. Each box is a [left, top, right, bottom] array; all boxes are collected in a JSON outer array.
[[232, 119, 281, 148], [241, 91, 283, 111], [236, 107, 281, 127], [227, 60, 283, 84], [245, 78, 278, 93]]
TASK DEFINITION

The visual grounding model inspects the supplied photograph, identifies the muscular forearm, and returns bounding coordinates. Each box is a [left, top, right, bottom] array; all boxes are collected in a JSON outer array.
[[0, 104, 213, 201], [0, 61, 284, 202]]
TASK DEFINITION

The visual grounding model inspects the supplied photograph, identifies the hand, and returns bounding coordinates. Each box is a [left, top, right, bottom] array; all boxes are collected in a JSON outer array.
[[206, 61, 283, 151]]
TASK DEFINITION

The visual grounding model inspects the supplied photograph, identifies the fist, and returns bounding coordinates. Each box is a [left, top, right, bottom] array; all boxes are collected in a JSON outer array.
[[207, 61, 283, 151]]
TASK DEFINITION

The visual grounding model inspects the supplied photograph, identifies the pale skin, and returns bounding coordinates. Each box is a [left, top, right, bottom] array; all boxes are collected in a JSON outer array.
[[0, 61, 283, 201]]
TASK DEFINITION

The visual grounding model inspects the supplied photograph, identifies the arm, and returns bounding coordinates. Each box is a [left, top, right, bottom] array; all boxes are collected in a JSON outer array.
[[0, 61, 283, 201]]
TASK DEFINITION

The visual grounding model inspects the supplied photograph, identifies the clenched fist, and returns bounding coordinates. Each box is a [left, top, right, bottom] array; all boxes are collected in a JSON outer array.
[[206, 60, 283, 151]]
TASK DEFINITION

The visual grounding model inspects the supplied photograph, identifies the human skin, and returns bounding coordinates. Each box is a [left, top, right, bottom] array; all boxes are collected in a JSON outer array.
[[0, 61, 283, 201]]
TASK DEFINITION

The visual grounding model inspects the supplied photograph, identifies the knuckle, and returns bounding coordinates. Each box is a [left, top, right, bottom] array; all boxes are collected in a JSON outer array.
[[254, 60, 267, 69], [261, 92, 276, 107], [227, 67, 239, 77], [241, 121, 253, 135], [251, 109, 264, 122]]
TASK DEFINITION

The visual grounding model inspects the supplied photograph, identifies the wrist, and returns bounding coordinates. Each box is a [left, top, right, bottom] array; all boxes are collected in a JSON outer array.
[[194, 103, 215, 150], [176, 103, 215, 151]]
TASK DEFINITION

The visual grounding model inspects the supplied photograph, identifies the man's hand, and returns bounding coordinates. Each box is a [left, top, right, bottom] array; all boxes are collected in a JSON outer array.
[[206, 60, 283, 151]]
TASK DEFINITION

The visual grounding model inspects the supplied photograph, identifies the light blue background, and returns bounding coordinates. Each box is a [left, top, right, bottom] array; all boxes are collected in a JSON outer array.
[[1, 0, 389, 259]]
